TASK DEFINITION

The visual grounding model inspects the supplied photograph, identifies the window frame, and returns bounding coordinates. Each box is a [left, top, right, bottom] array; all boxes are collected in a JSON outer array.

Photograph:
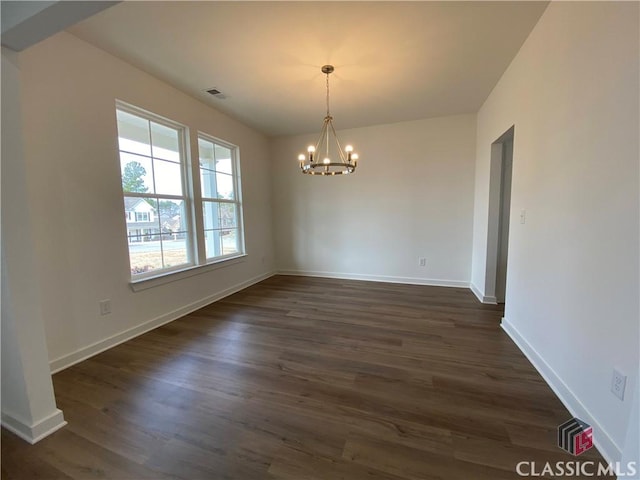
[[115, 100, 246, 287], [196, 132, 246, 264]]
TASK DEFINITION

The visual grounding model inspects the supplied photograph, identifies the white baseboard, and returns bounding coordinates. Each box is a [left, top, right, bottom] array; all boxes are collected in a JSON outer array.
[[470, 283, 484, 301], [470, 282, 498, 304], [49, 271, 276, 373], [278, 269, 469, 288], [1, 408, 66, 444], [501, 318, 621, 464]]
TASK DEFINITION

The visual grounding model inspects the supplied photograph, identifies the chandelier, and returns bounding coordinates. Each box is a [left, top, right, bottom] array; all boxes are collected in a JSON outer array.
[[298, 65, 359, 175]]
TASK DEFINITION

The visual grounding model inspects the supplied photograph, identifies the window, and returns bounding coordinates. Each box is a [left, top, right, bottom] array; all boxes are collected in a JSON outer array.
[[116, 102, 244, 281], [198, 135, 243, 260]]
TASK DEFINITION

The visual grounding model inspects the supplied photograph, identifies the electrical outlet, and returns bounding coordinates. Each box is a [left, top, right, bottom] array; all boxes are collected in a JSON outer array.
[[418, 257, 427, 267], [99, 299, 112, 316], [611, 368, 627, 401]]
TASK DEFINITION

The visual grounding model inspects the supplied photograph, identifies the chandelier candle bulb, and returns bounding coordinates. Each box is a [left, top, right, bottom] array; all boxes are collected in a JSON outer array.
[[345, 145, 353, 162], [298, 65, 359, 175]]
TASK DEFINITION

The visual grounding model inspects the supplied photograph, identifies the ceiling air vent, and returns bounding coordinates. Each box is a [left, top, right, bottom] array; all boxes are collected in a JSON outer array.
[[206, 88, 227, 99]]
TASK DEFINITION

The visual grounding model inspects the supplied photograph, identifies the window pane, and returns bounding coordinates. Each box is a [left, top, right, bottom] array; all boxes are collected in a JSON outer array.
[[216, 173, 234, 200], [219, 203, 237, 228], [200, 168, 217, 199], [153, 159, 183, 196], [124, 196, 158, 226], [202, 201, 236, 231], [117, 110, 151, 156], [214, 144, 233, 174], [202, 201, 219, 231], [222, 229, 239, 255], [199, 139, 234, 199], [151, 122, 180, 162], [204, 229, 239, 259], [158, 199, 187, 235], [120, 153, 154, 194], [161, 232, 189, 269], [125, 197, 162, 275], [128, 238, 163, 275], [198, 138, 215, 170], [204, 229, 222, 259]]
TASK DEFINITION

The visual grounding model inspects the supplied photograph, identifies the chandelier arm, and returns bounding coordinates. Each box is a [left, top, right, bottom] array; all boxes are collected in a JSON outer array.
[[314, 118, 329, 160], [328, 120, 348, 163], [326, 118, 330, 158]]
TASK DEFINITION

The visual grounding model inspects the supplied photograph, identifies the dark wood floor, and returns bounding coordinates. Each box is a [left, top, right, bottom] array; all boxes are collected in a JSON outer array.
[[2, 275, 607, 479]]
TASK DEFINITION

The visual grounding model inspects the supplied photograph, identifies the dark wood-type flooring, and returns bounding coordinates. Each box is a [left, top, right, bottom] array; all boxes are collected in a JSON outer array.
[[2, 275, 608, 479]]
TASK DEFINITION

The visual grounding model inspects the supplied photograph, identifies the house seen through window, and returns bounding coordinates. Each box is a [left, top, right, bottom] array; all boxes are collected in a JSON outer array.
[[116, 102, 244, 279]]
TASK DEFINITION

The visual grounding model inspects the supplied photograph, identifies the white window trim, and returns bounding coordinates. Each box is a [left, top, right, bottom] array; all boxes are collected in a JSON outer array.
[[196, 132, 246, 263], [130, 254, 247, 292], [116, 100, 246, 289], [116, 101, 196, 282]]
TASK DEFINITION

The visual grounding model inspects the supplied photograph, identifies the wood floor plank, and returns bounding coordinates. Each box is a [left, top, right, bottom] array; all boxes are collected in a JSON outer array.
[[1, 275, 609, 479], [268, 445, 407, 480], [342, 434, 522, 480]]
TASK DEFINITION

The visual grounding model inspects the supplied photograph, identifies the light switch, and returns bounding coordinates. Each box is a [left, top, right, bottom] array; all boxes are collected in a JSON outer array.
[[520, 209, 526, 224]]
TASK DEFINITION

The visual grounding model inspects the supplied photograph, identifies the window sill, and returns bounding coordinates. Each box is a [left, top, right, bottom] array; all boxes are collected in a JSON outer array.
[[129, 254, 247, 292]]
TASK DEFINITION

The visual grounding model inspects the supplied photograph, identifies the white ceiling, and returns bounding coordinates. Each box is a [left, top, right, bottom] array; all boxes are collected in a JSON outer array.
[[68, 1, 548, 137]]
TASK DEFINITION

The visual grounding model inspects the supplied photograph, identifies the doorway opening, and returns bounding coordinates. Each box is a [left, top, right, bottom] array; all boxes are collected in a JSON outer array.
[[484, 126, 514, 304]]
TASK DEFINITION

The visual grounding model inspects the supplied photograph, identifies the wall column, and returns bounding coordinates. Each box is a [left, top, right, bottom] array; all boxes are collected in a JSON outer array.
[[1, 47, 66, 443]]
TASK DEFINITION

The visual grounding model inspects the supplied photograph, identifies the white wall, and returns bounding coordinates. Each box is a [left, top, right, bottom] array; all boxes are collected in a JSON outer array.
[[471, 2, 639, 463], [1, 47, 66, 442], [271, 114, 476, 286], [16, 32, 275, 370], [621, 388, 639, 478]]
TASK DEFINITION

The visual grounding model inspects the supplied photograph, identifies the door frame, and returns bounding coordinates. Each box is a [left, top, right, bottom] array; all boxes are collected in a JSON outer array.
[[484, 126, 515, 304]]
